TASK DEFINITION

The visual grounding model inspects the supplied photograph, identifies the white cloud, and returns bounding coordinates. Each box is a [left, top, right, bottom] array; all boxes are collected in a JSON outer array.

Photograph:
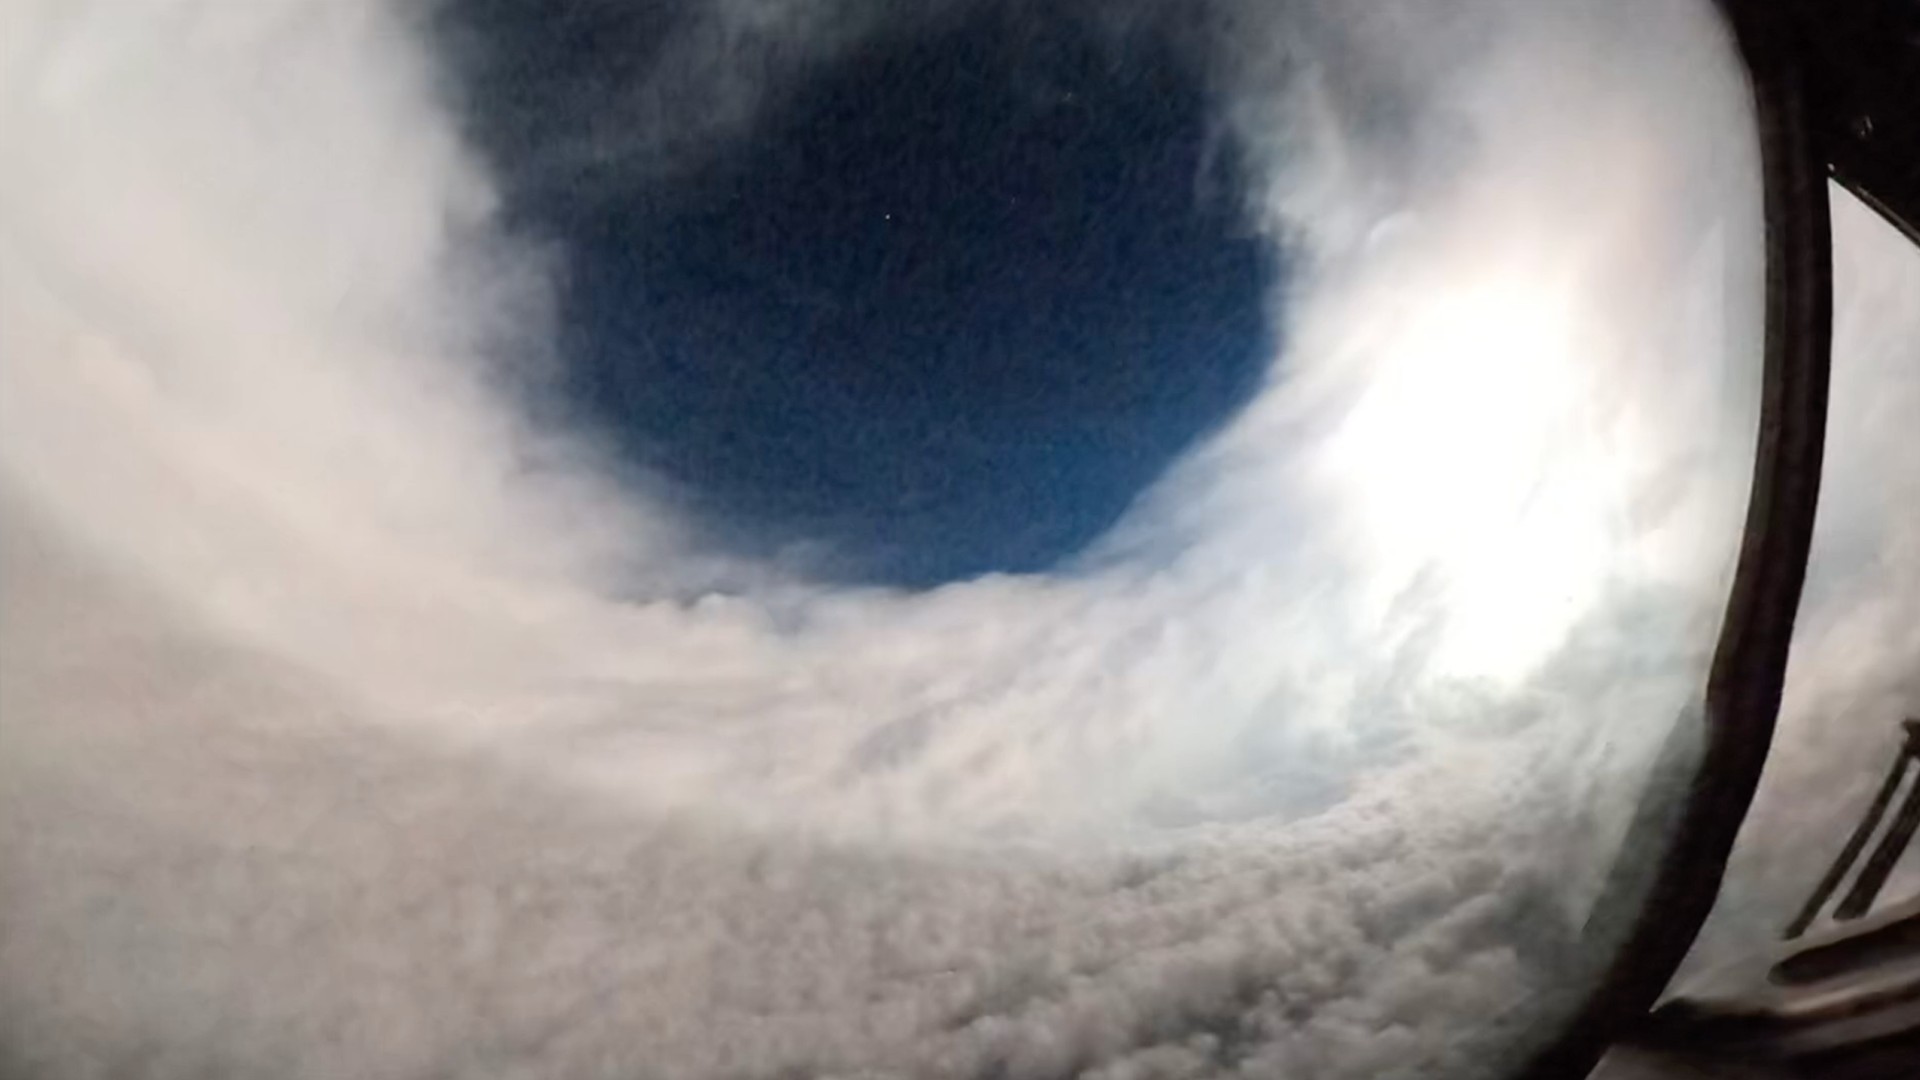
[[1, 1, 1873, 1077]]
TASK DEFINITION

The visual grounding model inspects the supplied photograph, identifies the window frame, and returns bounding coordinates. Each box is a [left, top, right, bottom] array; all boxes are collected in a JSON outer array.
[[1514, 4, 1835, 1075]]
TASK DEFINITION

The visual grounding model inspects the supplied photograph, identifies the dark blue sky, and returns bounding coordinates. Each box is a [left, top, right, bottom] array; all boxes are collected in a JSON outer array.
[[434, 1, 1280, 587]]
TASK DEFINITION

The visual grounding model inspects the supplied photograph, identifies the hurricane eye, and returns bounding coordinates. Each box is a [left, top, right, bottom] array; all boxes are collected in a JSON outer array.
[[435, 1, 1280, 586]]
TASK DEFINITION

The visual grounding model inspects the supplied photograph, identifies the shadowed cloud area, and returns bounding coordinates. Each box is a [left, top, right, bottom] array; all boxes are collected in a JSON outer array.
[[437, 2, 1280, 586]]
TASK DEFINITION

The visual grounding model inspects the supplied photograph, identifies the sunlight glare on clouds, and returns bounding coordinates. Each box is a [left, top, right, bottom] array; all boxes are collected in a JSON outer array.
[[1313, 270, 1611, 683]]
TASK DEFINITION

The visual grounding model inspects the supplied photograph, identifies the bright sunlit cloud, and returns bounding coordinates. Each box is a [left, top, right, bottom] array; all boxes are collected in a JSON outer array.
[[1313, 271, 1612, 681]]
